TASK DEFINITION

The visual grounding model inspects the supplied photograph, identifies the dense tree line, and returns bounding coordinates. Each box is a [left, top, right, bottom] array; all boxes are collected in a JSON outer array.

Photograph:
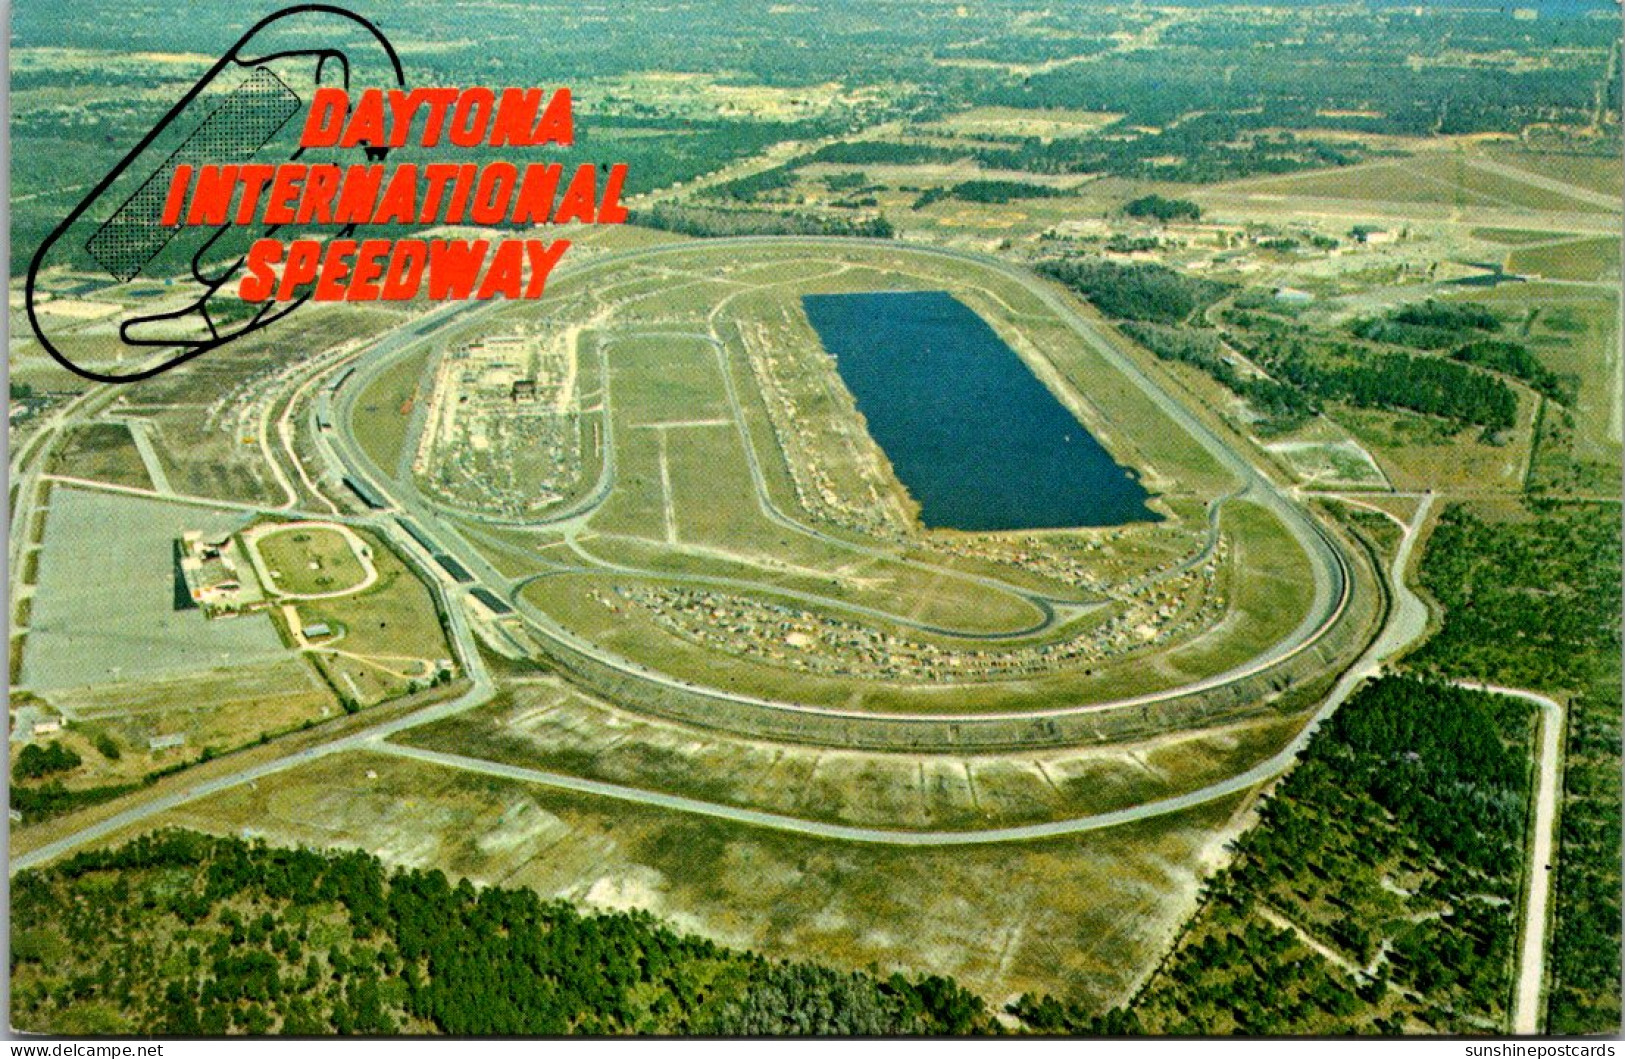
[[1039, 258, 1230, 325], [10, 779, 140, 816], [1391, 300, 1501, 333], [1451, 340, 1575, 405], [803, 141, 963, 167], [1546, 672, 1623, 1035], [1409, 502, 1621, 1034], [1354, 300, 1502, 351], [630, 205, 894, 241], [1411, 503, 1619, 689], [941, 180, 1068, 204], [13, 740, 81, 780], [1104, 235, 1160, 254], [1119, 322, 1316, 432], [805, 121, 1368, 185], [1046, 260, 1517, 432], [1123, 195, 1202, 222], [700, 165, 802, 203], [912, 180, 1069, 209], [977, 15, 1608, 137], [1320, 678, 1529, 875], [1274, 346, 1518, 431], [976, 120, 1366, 183], [12, 831, 994, 1036]]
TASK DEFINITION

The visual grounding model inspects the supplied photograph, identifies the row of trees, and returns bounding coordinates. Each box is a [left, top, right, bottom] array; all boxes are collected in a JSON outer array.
[[911, 180, 1068, 209], [800, 119, 1368, 185], [1452, 340, 1575, 405], [1273, 347, 1519, 432], [1354, 299, 1502, 351], [1123, 195, 1201, 222], [13, 740, 81, 780], [630, 204, 894, 240]]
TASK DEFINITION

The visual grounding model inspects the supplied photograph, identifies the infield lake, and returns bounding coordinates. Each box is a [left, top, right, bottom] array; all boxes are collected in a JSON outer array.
[[802, 290, 1160, 532]]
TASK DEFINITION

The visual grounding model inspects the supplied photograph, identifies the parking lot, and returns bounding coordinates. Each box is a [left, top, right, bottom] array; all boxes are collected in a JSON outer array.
[[22, 488, 289, 693]]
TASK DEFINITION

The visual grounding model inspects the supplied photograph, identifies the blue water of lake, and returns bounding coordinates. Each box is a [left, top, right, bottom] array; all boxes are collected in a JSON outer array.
[[802, 290, 1161, 531]]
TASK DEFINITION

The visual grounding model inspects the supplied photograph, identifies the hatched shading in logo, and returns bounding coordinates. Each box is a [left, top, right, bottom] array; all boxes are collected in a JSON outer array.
[[85, 68, 302, 281]]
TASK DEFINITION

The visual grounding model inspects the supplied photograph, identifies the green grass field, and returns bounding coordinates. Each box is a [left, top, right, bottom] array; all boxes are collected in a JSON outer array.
[[289, 532, 452, 707], [1485, 148, 1624, 198], [1473, 227, 1563, 246], [252, 526, 369, 597], [352, 349, 431, 479], [1507, 236, 1622, 282], [46, 423, 152, 490], [1231, 155, 1615, 215]]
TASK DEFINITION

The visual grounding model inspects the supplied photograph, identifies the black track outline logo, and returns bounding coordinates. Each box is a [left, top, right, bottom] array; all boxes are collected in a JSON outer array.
[[24, 4, 406, 384]]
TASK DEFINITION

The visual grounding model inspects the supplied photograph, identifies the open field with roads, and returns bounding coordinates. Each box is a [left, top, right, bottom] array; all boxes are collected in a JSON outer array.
[[21, 487, 286, 691], [77, 746, 1258, 1011]]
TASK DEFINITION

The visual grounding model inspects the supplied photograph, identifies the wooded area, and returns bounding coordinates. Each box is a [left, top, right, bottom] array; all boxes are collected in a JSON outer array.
[[11, 831, 994, 1036]]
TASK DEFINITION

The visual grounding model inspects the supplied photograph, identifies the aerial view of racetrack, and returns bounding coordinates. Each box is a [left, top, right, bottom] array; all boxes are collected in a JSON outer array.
[[317, 239, 1370, 739]]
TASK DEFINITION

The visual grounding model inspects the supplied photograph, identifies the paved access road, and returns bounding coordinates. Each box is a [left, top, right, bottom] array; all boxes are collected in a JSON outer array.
[[1456, 682, 1563, 1036]]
